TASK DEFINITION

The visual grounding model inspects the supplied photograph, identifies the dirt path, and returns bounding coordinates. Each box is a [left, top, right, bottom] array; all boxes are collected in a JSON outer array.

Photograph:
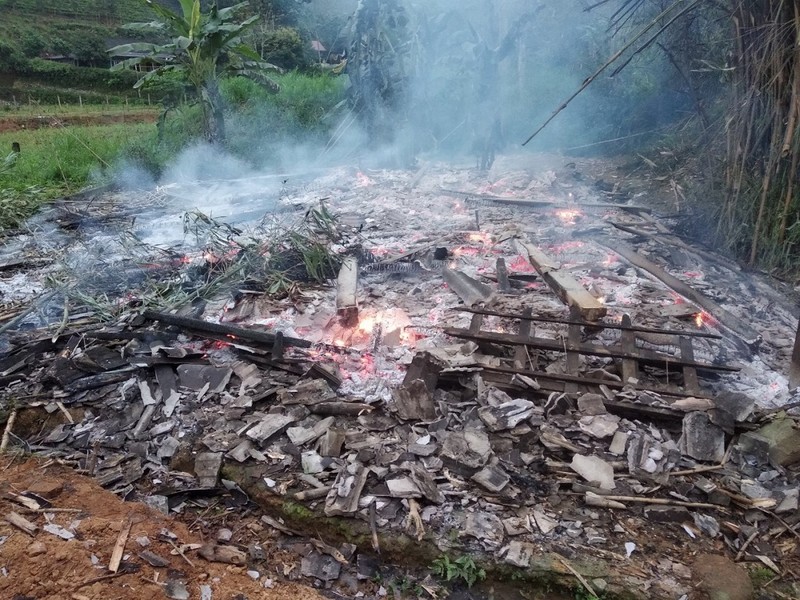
[[0, 456, 324, 600]]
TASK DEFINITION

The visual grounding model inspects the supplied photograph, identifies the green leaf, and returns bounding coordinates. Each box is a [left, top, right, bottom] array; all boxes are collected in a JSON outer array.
[[108, 43, 161, 56]]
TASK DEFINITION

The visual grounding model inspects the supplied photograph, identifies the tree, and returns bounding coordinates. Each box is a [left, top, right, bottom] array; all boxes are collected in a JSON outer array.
[[109, 0, 281, 144]]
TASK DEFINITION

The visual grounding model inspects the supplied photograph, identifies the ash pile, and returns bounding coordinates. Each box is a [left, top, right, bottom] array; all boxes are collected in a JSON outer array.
[[1, 157, 798, 598]]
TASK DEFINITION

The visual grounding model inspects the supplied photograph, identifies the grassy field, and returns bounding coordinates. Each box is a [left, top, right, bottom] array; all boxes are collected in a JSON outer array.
[[0, 121, 156, 228]]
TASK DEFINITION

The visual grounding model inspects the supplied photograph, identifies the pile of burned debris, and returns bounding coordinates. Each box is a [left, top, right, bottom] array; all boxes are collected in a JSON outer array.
[[1, 158, 798, 598]]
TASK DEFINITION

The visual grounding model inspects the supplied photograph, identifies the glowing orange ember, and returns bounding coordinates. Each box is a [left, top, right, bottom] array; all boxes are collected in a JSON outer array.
[[452, 246, 481, 257], [694, 311, 716, 328], [509, 255, 535, 273], [555, 209, 583, 225], [466, 232, 493, 245]]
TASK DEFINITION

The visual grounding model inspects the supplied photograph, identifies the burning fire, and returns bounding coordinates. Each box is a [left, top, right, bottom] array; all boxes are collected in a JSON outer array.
[[694, 311, 717, 328], [466, 232, 493, 245], [554, 208, 583, 225], [452, 246, 481, 257]]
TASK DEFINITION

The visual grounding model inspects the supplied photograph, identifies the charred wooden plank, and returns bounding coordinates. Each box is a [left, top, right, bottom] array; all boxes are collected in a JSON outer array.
[[453, 307, 722, 339], [513, 308, 535, 370], [496, 258, 511, 292], [679, 337, 701, 395], [465, 364, 708, 399], [336, 257, 359, 326], [602, 241, 760, 350], [620, 314, 638, 385], [142, 309, 311, 348], [439, 188, 651, 214], [517, 242, 606, 321], [443, 327, 738, 373]]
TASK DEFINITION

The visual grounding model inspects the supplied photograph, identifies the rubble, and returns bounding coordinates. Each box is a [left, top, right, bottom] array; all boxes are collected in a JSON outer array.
[[1, 160, 799, 598]]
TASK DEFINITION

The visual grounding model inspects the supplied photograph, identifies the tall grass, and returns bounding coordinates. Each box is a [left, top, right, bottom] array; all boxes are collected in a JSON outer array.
[[0, 122, 155, 228]]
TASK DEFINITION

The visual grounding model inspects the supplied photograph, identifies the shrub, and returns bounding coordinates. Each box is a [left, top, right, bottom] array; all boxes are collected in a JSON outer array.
[[260, 27, 307, 70]]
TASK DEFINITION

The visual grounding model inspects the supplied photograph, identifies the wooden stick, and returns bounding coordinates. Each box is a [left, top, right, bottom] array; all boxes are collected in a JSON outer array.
[[108, 518, 132, 573], [0, 410, 18, 453], [167, 539, 195, 568], [5, 511, 38, 535], [671, 465, 725, 476], [735, 529, 759, 561], [521, 0, 700, 145], [557, 555, 597, 598], [74, 571, 126, 590], [586, 493, 721, 510]]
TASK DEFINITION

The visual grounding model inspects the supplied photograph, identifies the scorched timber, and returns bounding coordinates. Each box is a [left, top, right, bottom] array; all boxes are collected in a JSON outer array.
[[603, 241, 761, 349], [336, 257, 359, 326], [439, 188, 651, 214], [447, 364, 712, 399], [142, 310, 311, 348], [442, 327, 739, 373], [517, 242, 607, 321], [454, 307, 722, 339]]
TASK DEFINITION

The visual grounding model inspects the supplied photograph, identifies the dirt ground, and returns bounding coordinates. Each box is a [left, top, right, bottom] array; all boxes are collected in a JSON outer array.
[[0, 111, 158, 133], [0, 456, 324, 600]]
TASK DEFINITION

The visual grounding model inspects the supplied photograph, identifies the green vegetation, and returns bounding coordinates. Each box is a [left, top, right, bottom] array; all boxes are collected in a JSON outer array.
[[110, 0, 281, 143], [0, 122, 155, 227], [430, 554, 486, 589]]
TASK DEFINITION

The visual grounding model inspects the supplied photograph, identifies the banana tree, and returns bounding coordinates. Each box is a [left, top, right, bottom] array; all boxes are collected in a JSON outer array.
[[109, 0, 281, 144]]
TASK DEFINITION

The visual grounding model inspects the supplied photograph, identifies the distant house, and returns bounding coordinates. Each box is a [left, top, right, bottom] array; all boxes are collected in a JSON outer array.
[[108, 51, 172, 72], [106, 37, 172, 72], [40, 53, 79, 67]]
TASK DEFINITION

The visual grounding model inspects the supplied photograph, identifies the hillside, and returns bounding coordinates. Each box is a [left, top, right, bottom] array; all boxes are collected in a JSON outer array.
[[0, 0, 180, 103]]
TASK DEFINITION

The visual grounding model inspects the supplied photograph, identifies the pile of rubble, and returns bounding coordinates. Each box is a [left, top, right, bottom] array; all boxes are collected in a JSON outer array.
[[1, 155, 799, 598]]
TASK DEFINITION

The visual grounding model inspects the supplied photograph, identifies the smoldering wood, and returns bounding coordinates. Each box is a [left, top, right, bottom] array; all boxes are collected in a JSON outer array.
[[62, 367, 138, 395], [444, 364, 711, 399], [336, 257, 359, 326], [142, 309, 312, 349], [442, 327, 738, 373], [495, 258, 511, 292], [619, 314, 638, 385], [517, 242, 607, 321], [454, 306, 722, 339], [602, 241, 761, 350], [439, 188, 652, 214]]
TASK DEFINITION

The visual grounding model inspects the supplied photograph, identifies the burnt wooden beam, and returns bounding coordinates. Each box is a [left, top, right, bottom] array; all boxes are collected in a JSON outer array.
[[336, 257, 359, 326], [464, 364, 711, 399], [517, 242, 607, 321], [142, 310, 311, 349], [453, 307, 722, 339], [496, 258, 511, 292], [620, 314, 638, 385], [601, 241, 760, 350], [442, 326, 739, 373], [679, 337, 700, 395], [790, 319, 800, 389], [439, 188, 651, 214]]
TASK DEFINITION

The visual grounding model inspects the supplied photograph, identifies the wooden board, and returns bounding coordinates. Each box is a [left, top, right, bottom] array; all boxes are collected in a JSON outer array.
[[518, 242, 607, 321]]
